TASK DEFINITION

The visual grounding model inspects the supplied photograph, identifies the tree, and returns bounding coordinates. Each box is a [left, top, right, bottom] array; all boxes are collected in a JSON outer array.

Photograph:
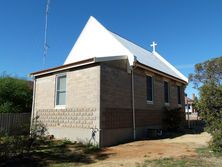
[[189, 57, 222, 152], [0, 74, 33, 113]]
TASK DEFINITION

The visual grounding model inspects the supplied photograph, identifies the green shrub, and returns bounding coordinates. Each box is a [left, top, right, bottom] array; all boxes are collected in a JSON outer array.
[[0, 74, 32, 113], [190, 57, 222, 152], [163, 107, 183, 131], [84, 143, 100, 154], [0, 117, 48, 159]]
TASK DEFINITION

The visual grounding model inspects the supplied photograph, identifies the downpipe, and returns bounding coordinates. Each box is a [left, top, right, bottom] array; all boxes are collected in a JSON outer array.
[[131, 65, 137, 140]]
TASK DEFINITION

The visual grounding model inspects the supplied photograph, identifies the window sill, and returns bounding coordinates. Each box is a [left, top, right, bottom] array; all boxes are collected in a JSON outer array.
[[147, 101, 154, 104], [164, 103, 170, 106], [178, 104, 182, 107], [55, 105, 66, 109]]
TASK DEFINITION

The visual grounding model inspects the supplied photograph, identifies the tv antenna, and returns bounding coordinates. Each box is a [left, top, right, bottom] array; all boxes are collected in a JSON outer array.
[[43, 0, 50, 67]]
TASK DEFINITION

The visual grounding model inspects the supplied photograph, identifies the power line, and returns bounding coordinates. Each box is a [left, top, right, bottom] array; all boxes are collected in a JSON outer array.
[[43, 0, 50, 67]]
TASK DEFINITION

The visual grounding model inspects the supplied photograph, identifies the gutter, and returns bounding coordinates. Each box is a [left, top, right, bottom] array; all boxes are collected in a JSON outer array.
[[30, 76, 36, 131], [136, 62, 188, 85], [30, 58, 95, 77], [30, 56, 128, 78]]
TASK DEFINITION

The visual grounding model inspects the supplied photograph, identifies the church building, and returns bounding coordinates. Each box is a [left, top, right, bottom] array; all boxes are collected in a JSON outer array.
[[30, 16, 188, 147]]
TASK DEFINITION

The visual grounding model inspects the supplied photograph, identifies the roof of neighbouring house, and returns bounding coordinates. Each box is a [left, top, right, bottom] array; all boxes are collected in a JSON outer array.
[[64, 16, 188, 83], [185, 96, 195, 105]]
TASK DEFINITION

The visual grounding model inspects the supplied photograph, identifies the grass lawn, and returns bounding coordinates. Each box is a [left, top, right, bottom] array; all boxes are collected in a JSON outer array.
[[136, 148, 222, 167]]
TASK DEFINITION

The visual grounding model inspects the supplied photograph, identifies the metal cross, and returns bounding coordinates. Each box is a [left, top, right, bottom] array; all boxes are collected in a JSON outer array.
[[150, 41, 157, 52]]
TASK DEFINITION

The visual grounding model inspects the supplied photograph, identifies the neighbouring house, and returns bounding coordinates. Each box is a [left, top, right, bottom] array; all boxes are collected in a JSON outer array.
[[185, 94, 196, 113], [30, 16, 188, 147]]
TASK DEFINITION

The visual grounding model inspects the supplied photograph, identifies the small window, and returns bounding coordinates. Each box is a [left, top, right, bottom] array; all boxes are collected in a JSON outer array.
[[56, 75, 66, 106], [177, 86, 181, 104], [146, 76, 153, 102], [164, 81, 169, 103]]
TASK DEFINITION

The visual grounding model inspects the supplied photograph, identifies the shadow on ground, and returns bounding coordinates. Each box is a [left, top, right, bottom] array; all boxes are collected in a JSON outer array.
[[0, 118, 205, 166], [0, 140, 114, 167], [147, 119, 205, 140]]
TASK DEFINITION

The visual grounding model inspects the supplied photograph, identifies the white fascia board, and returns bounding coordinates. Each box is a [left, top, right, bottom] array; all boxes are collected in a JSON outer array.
[[31, 60, 95, 77], [94, 55, 128, 63], [152, 51, 188, 83]]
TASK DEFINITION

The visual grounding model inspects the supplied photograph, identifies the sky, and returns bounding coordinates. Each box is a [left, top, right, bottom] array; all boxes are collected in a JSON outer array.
[[0, 0, 222, 98]]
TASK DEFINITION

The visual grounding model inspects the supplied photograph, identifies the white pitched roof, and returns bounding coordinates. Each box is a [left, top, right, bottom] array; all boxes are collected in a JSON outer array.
[[64, 16, 188, 83]]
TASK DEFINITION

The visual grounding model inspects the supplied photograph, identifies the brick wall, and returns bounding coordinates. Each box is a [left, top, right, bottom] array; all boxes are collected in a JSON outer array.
[[33, 59, 185, 146], [34, 65, 101, 143], [100, 60, 186, 145], [37, 108, 97, 129]]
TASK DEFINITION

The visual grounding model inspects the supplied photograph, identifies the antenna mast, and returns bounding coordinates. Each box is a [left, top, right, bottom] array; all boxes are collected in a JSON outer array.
[[43, 0, 50, 67]]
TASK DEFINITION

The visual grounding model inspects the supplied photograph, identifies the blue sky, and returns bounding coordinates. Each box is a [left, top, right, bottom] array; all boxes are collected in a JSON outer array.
[[0, 0, 222, 98]]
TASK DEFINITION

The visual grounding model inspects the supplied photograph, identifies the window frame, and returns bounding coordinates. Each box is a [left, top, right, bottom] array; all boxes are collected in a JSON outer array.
[[146, 74, 154, 104], [163, 80, 170, 105], [55, 73, 67, 109], [177, 85, 182, 105]]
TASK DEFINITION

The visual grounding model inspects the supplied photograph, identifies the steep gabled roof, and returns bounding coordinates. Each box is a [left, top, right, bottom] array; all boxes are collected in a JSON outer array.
[[64, 16, 188, 83]]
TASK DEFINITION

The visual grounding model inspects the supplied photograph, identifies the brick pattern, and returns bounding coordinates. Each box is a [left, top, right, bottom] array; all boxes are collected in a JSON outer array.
[[102, 108, 132, 129], [101, 62, 131, 109], [136, 110, 163, 127], [35, 76, 55, 109], [37, 108, 97, 128], [100, 60, 186, 130], [34, 65, 100, 131], [35, 65, 100, 110], [102, 108, 163, 129]]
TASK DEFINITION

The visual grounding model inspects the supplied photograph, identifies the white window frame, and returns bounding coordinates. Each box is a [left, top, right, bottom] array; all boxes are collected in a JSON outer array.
[[146, 74, 154, 104], [55, 73, 67, 109]]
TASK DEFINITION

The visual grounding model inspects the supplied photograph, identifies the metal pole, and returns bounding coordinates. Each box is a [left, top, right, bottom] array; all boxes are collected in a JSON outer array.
[[30, 77, 36, 131], [132, 68, 136, 140], [43, 0, 50, 67], [188, 108, 190, 128]]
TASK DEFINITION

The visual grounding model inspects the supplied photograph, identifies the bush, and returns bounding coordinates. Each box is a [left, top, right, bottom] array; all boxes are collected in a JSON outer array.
[[0, 117, 48, 159], [196, 84, 222, 152], [84, 143, 100, 154], [0, 74, 32, 113], [190, 57, 222, 152], [163, 107, 183, 131], [0, 135, 31, 158]]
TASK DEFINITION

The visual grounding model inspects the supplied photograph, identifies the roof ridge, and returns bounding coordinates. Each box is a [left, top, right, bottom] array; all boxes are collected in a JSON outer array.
[[109, 30, 153, 54]]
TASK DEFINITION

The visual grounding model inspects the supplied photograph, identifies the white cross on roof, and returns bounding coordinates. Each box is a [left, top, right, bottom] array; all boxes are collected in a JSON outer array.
[[150, 41, 157, 52]]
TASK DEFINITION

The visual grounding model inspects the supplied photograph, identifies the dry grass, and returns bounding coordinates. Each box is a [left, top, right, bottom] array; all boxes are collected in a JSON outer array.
[[1, 132, 221, 167]]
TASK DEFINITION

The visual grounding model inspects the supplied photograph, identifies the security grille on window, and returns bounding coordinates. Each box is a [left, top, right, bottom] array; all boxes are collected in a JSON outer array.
[[177, 86, 181, 104], [146, 76, 153, 102], [56, 75, 66, 106], [164, 81, 169, 103]]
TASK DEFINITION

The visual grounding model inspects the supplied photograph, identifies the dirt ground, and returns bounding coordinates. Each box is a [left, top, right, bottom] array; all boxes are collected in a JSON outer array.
[[86, 132, 212, 167]]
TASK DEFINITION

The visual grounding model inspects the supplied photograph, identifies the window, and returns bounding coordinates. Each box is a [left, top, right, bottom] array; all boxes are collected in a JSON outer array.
[[164, 81, 169, 103], [177, 86, 181, 104], [146, 76, 153, 102], [56, 74, 66, 106]]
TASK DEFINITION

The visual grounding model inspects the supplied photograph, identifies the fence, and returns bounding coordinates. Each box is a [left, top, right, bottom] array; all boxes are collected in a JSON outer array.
[[0, 113, 31, 135]]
